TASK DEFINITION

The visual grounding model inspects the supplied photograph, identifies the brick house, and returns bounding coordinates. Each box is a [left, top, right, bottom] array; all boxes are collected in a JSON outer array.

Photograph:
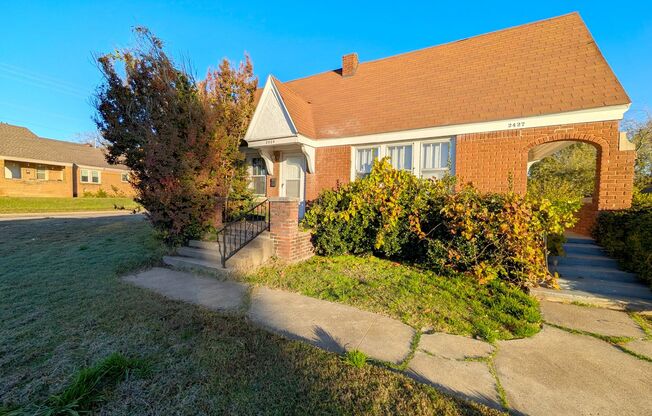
[[0, 123, 134, 198], [242, 13, 634, 235]]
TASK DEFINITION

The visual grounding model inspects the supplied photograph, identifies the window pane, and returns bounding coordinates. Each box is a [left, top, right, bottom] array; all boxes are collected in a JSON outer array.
[[91, 171, 100, 183], [36, 168, 46, 180], [121, 173, 129, 182], [81, 169, 89, 182], [422, 142, 450, 170], [4, 162, 21, 179], [356, 147, 379, 176], [388, 145, 412, 171], [286, 179, 300, 198], [252, 176, 266, 195], [252, 158, 267, 176]]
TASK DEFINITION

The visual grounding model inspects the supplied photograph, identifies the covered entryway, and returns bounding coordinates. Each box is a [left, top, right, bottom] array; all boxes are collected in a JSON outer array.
[[280, 153, 306, 218]]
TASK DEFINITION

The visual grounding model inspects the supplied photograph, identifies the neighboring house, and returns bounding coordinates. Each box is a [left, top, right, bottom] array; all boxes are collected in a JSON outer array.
[[0, 123, 134, 198], [243, 13, 635, 234]]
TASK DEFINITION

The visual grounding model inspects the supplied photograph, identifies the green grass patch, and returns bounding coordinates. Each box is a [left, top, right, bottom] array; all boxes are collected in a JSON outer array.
[[243, 255, 541, 342], [0, 217, 502, 415], [343, 350, 367, 368], [0, 197, 139, 213], [5, 353, 147, 415]]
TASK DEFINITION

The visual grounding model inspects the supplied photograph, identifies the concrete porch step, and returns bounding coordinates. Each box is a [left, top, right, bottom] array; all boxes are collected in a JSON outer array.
[[565, 235, 597, 245], [163, 255, 228, 275], [177, 246, 221, 262], [531, 287, 652, 312], [173, 232, 274, 274], [551, 264, 639, 284], [562, 243, 605, 257], [556, 277, 652, 300], [553, 254, 620, 269]]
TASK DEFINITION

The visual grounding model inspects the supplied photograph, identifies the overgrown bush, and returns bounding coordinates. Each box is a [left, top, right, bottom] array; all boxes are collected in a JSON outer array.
[[303, 159, 578, 287], [593, 207, 652, 287]]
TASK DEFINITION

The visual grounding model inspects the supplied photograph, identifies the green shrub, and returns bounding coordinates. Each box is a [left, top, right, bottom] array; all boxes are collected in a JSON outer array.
[[593, 207, 652, 286], [82, 188, 109, 198], [343, 350, 367, 368], [303, 159, 578, 288]]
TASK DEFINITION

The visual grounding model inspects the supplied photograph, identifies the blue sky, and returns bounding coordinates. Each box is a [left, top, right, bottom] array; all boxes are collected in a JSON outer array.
[[1, 1, 651, 141]]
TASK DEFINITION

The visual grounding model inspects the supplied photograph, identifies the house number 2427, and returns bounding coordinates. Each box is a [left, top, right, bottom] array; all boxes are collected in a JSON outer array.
[[507, 121, 526, 129]]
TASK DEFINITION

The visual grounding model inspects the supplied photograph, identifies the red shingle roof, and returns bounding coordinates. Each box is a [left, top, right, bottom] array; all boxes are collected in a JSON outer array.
[[270, 13, 629, 139]]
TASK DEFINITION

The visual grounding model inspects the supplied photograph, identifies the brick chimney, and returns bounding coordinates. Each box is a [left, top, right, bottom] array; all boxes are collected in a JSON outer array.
[[342, 53, 358, 77]]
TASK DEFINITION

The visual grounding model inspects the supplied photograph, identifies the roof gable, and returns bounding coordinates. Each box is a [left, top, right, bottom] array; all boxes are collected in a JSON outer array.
[[245, 77, 298, 142], [253, 13, 630, 140]]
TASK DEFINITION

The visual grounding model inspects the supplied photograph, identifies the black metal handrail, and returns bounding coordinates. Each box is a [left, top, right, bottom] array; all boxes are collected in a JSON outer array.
[[219, 198, 270, 268]]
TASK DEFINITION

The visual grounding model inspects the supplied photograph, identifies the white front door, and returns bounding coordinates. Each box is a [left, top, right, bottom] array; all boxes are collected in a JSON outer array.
[[281, 154, 306, 218]]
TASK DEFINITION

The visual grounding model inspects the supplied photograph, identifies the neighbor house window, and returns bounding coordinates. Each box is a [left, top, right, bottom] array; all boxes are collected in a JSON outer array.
[[355, 147, 379, 178], [421, 142, 450, 179], [387, 144, 413, 171], [251, 158, 267, 195], [4, 161, 21, 179], [81, 169, 101, 184], [121, 172, 129, 183], [36, 166, 47, 180]]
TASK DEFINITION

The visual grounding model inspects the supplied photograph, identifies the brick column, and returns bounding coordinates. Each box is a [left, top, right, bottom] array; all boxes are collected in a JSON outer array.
[[269, 197, 314, 263]]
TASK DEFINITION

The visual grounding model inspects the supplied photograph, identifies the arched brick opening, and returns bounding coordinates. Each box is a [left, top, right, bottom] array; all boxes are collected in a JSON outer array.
[[522, 132, 633, 235], [523, 134, 606, 235], [455, 121, 635, 236]]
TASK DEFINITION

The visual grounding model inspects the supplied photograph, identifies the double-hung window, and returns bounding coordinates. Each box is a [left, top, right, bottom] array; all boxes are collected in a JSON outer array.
[[387, 144, 413, 171], [355, 147, 379, 178], [36, 166, 47, 180], [81, 169, 101, 184], [251, 157, 267, 195], [421, 142, 450, 179], [121, 172, 129, 183]]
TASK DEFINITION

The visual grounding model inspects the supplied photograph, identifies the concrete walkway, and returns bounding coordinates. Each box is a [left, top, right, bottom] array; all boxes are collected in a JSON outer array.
[[125, 267, 652, 415], [533, 233, 652, 310]]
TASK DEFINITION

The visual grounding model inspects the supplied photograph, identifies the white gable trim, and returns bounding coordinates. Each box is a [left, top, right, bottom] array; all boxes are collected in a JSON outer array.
[[246, 104, 630, 149], [244, 76, 298, 143]]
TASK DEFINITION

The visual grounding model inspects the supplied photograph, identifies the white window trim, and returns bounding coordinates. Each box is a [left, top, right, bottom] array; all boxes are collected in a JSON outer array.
[[249, 156, 268, 196], [350, 137, 455, 181], [80, 168, 102, 184], [353, 145, 380, 178]]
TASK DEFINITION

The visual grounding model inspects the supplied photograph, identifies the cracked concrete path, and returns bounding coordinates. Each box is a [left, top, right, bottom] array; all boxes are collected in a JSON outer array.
[[540, 300, 645, 338], [495, 325, 652, 416], [247, 286, 415, 364], [124, 267, 248, 312], [125, 267, 652, 415]]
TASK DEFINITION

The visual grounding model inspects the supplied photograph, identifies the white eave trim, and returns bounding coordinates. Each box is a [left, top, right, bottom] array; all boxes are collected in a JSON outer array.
[[246, 104, 630, 149], [0, 155, 72, 167], [75, 164, 129, 173]]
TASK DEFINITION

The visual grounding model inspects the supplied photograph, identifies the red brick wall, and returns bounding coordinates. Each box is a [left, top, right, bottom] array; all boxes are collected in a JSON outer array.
[[306, 146, 351, 201], [456, 121, 635, 234], [269, 197, 314, 262], [570, 200, 598, 235]]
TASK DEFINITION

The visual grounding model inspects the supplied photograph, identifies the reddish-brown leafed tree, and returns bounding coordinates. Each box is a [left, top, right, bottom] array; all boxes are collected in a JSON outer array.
[[94, 27, 256, 244]]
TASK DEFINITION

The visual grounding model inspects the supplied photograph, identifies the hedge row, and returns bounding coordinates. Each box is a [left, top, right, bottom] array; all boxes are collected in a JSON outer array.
[[302, 159, 578, 288], [593, 207, 652, 287]]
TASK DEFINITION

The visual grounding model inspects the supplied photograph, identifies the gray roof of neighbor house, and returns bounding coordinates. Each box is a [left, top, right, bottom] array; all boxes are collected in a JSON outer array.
[[0, 123, 128, 170]]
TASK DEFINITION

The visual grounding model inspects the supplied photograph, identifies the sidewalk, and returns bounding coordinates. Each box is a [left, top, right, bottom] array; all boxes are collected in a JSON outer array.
[[125, 267, 652, 415]]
